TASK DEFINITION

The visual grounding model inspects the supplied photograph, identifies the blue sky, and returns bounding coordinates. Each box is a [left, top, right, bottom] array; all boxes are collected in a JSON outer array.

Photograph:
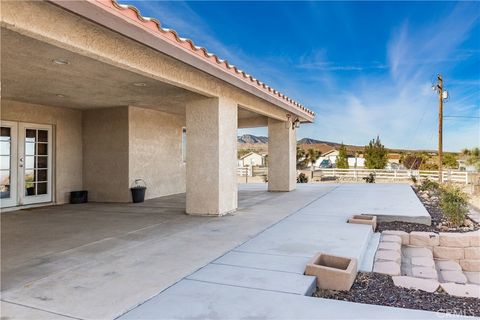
[[126, 1, 479, 151]]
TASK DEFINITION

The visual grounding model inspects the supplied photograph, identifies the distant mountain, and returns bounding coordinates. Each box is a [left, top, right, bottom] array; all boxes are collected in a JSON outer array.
[[238, 135, 344, 148], [237, 134, 441, 153], [237, 134, 269, 144], [297, 138, 324, 144]]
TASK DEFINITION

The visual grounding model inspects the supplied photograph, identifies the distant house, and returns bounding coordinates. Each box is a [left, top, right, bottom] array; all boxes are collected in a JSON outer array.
[[457, 159, 477, 172], [238, 152, 266, 167], [388, 153, 401, 164], [312, 149, 365, 168]]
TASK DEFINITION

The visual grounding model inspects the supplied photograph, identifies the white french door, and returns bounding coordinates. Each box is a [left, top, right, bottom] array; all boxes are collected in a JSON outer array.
[[0, 122, 52, 208], [0, 121, 18, 208]]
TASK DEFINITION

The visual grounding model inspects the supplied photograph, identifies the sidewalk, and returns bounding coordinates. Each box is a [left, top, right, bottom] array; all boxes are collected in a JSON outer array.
[[119, 184, 460, 320]]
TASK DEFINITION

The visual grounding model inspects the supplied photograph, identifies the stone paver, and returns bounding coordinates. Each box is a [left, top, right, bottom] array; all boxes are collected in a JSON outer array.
[[435, 259, 462, 271], [469, 230, 480, 246], [392, 276, 439, 293], [410, 232, 439, 247], [382, 230, 409, 245], [465, 247, 480, 259], [375, 250, 401, 263], [459, 259, 480, 272], [411, 256, 435, 268], [439, 233, 470, 248], [464, 271, 480, 285], [403, 246, 433, 258], [377, 241, 401, 252], [390, 231, 480, 298], [440, 282, 480, 298], [381, 235, 402, 244], [373, 261, 401, 276], [433, 246, 465, 260], [411, 266, 438, 280], [439, 270, 468, 284]]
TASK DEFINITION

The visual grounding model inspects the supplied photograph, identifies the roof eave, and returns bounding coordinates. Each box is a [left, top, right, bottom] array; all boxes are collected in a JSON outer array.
[[47, 0, 314, 122]]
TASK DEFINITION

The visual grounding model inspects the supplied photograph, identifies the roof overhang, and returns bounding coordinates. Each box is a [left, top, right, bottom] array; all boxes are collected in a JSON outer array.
[[48, 0, 314, 123]]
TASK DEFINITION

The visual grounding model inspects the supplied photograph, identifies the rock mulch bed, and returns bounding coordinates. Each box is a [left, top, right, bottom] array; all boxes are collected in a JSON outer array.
[[314, 272, 480, 317], [377, 186, 479, 233]]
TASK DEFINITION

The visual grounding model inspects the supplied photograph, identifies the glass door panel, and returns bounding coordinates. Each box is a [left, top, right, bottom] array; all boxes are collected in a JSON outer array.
[[18, 123, 52, 205], [0, 121, 18, 208]]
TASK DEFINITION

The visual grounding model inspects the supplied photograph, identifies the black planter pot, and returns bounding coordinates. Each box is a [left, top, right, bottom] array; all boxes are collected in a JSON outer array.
[[26, 187, 35, 196], [70, 190, 88, 204], [131, 187, 146, 203]]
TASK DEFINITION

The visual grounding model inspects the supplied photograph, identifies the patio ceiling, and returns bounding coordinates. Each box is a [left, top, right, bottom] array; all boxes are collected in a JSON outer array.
[[1, 28, 265, 122]]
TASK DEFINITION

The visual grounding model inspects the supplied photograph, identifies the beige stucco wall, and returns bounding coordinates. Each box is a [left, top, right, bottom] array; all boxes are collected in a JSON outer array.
[[128, 106, 186, 199], [186, 97, 238, 215], [83, 106, 129, 202], [1, 99, 83, 204]]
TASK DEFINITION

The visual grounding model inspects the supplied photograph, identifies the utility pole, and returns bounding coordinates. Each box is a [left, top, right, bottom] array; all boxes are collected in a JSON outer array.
[[433, 74, 448, 182], [437, 74, 443, 183]]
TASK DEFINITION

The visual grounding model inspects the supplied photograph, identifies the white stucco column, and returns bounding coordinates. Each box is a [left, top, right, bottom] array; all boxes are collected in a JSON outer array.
[[186, 97, 238, 216], [268, 118, 296, 191]]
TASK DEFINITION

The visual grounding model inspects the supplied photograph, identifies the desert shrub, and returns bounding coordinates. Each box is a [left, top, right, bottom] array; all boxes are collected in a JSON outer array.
[[363, 173, 375, 183], [439, 184, 469, 227], [420, 163, 439, 170], [418, 178, 440, 192], [297, 173, 308, 183]]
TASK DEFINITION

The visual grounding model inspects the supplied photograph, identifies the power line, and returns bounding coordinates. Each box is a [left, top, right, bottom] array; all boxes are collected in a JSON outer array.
[[443, 115, 480, 119]]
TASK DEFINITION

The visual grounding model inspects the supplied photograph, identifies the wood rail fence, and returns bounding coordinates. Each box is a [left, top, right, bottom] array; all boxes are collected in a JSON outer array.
[[237, 166, 473, 184]]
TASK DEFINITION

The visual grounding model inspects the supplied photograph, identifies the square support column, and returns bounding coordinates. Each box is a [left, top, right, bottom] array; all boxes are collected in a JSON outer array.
[[186, 97, 238, 216], [268, 118, 296, 191]]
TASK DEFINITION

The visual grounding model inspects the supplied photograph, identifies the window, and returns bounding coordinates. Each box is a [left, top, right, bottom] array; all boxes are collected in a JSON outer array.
[[182, 127, 186, 163]]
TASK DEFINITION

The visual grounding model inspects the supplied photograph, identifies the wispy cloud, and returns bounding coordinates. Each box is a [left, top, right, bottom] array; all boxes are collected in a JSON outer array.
[[127, 1, 479, 151], [298, 2, 480, 151]]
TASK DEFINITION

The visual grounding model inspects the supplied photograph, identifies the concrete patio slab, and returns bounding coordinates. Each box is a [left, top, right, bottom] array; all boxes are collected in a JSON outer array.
[[0, 301, 74, 320], [1, 185, 335, 319], [186, 264, 316, 295], [119, 280, 467, 320], [213, 251, 310, 274], [296, 184, 430, 225], [2, 183, 436, 319], [235, 219, 373, 262]]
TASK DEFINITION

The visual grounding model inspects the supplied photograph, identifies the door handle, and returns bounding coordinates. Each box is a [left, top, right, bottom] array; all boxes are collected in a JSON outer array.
[[19, 156, 24, 168]]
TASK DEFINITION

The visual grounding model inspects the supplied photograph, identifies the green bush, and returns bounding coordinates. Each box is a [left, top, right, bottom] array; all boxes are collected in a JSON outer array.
[[418, 178, 440, 192], [439, 184, 469, 227]]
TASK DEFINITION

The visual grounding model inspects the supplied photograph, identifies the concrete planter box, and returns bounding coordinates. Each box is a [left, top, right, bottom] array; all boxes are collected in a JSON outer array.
[[348, 215, 377, 231], [305, 253, 357, 291]]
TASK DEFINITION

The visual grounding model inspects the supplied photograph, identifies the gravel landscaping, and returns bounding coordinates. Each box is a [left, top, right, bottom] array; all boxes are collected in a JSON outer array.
[[314, 272, 479, 317], [377, 186, 479, 233]]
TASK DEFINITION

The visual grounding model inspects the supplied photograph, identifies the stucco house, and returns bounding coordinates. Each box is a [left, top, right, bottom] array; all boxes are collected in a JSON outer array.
[[0, 0, 314, 216], [238, 152, 266, 167], [313, 149, 365, 168]]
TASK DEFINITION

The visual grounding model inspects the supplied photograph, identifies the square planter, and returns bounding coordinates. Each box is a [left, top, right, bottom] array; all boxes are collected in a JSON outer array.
[[305, 253, 357, 291], [348, 214, 377, 231]]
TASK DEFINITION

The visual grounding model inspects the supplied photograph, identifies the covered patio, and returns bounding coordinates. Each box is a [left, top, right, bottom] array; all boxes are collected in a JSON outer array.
[[1, 0, 314, 215]]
